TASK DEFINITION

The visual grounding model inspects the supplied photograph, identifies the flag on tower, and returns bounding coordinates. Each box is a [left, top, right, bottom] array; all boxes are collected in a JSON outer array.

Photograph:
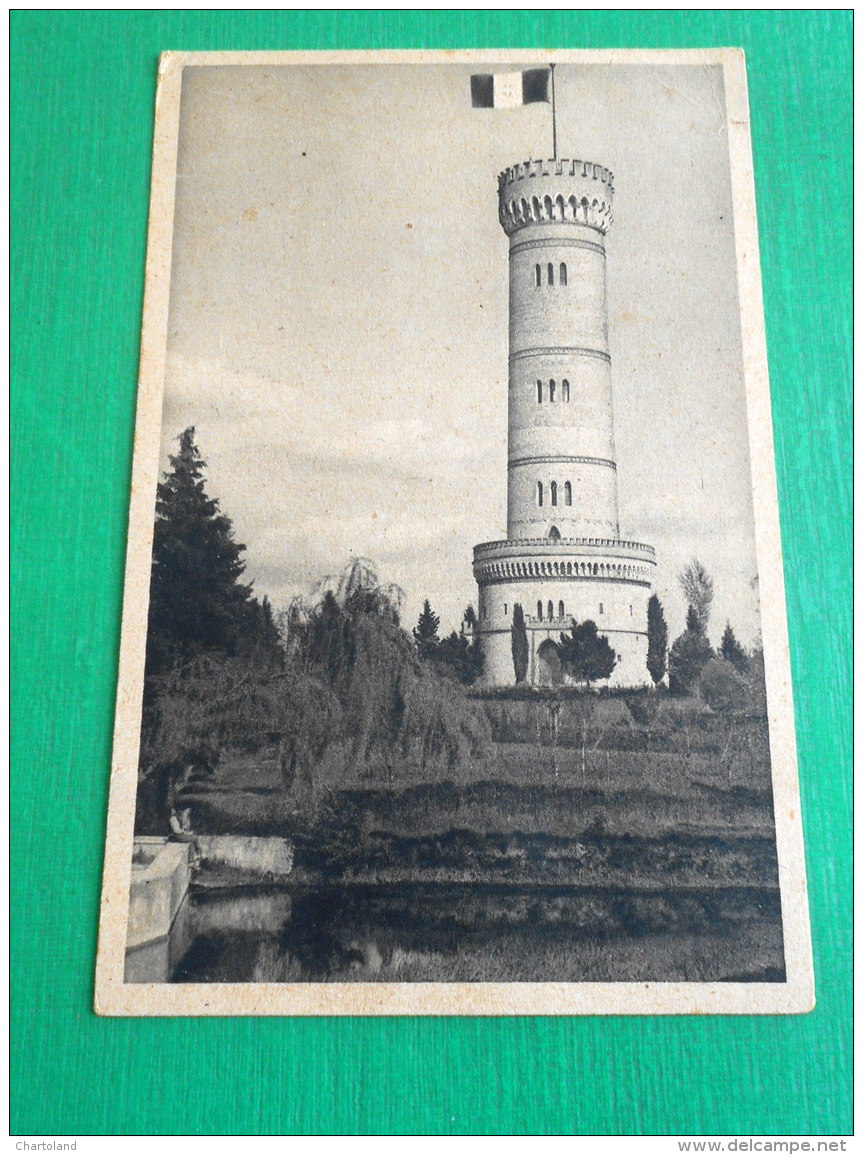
[[470, 68, 550, 109]]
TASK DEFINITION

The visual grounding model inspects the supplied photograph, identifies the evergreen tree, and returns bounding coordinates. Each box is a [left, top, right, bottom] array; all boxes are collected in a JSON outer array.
[[468, 634, 485, 684], [679, 558, 714, 635], [462, 603, 478, 632], [686, 604, 702, 634], [437, 630, 485, 685], [720, 621, 749, 674], [413, 599, 441, 659], [244, 595, 284, 665], [558, 620, 617, 686], [146, 427, 254, 676], [668, 624, 714, 695], [511, 603, 529, 683], [646, 594, 668, 685]]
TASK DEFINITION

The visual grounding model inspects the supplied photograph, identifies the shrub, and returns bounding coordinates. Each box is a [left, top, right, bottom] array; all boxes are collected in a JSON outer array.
[[624, 691, 661, 727], [699, 658, 752, 714]]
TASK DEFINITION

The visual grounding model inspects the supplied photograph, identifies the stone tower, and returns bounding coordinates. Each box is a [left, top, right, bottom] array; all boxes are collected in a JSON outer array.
[[473, 157, 656, 686]]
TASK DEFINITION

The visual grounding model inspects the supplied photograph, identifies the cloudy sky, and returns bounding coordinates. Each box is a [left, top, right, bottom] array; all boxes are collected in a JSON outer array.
[[159, 59, 762, 646]]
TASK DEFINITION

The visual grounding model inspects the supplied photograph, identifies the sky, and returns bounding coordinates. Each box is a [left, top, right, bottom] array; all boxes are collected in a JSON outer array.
[[159, 59, 763, 647]]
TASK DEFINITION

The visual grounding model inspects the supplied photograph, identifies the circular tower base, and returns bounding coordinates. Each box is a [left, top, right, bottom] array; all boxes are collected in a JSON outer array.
[[473, 535, 656, 689]]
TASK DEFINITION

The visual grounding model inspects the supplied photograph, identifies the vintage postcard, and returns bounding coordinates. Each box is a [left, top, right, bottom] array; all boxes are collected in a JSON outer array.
[[95, 49, 813, 1015]]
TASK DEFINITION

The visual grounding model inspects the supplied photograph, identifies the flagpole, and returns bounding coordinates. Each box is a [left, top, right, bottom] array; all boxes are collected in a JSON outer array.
[[550, 63, 557, 160]]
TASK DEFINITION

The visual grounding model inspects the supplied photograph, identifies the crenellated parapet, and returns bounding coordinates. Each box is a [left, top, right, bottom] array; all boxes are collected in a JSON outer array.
[[474, 536, 655, 559], [498, 157, 614, 236], [473, 536, 656, 589]]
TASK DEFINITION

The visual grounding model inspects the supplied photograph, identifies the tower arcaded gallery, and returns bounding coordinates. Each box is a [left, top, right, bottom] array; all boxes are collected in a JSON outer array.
[[473, 157, 656, 687]]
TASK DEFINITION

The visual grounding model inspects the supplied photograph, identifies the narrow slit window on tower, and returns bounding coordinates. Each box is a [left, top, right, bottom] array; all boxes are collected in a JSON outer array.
[[537, 481, 543, 507], [599, 603, 604, 615], [535, 264, 541, 287], [562, 379, 570, 402], [548, 600, 554, 620], [537, 601, 543, 621], [547, 262, 554, 286], [549, 379, 556, 402], [564, 481, 572, 506], [537, 380, 543, 404], [558, 600, 565, 619], [550, 481, 558, 506], [504, 604, 508, 615], [560, 262, 567, 286]]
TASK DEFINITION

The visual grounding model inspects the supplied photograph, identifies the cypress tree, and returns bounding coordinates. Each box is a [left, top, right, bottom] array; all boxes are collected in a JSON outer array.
[[646, 594, 668, 685], [511, 603, 529, 683]]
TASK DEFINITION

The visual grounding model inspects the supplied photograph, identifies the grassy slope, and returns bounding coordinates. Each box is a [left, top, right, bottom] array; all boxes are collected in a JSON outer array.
[[180, 697, 779, 888], [176, 696, 784, 981]]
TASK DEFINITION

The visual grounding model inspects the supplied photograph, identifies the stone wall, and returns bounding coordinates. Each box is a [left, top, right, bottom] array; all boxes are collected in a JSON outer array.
[[477, 572, 652, 688]]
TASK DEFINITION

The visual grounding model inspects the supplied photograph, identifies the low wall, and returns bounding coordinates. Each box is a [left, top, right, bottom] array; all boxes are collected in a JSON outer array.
[[125, 837, 191, 982], [195, 835, 293, 877]]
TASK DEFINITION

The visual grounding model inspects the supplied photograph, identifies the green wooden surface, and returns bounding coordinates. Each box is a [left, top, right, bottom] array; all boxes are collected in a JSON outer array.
[[11, 10, 851, 1137]]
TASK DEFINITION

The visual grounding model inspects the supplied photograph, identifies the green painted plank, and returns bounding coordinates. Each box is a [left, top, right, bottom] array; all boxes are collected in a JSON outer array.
[[11, 10, 850, 1136]]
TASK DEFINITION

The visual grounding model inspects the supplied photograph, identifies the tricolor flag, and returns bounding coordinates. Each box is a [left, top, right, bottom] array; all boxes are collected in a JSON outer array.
[[471, 68, 550, 109]]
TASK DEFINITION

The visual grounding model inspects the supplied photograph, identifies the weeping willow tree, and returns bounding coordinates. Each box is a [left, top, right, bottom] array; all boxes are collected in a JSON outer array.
[[293, 558, 490, 781], [137, 557, 490, 831], [136, 649, 340, 832]]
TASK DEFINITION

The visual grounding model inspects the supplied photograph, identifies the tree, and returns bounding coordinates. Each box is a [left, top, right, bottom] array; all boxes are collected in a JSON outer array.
[[436, 629, 485, 685], [699, 658, 751, 714], [136, 651, 340, 832], [511, 603, 529, 683], [413, 599, 441, 659], [646, 594, 668, 685], [558, 620, 617, 686], [467, 634, 485, 684], [746, 645, 768, 713], [306, 590, 353, 687], [679, 558, 714, 636], [299, 561, 489, 776], [720, 622, 749, 674], [462, 604, 478, 632], [146, 427, 254, 676], [668, 625, 714, 695], [244, 594, 284, 665]]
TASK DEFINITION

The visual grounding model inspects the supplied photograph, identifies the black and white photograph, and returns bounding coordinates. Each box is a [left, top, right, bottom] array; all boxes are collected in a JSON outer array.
[[96, 50, 812, 1015]]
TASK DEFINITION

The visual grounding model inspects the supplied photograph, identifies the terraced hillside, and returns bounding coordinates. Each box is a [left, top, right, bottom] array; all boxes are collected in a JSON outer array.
[[172, 693, 784, 983]]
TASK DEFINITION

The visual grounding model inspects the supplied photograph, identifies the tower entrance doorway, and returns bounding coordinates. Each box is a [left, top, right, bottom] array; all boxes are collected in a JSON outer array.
[[537, 639, 563, 686]]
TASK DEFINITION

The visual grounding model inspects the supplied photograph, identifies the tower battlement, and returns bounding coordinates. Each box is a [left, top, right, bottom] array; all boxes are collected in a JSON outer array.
[[498, 157, 614, 236]]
